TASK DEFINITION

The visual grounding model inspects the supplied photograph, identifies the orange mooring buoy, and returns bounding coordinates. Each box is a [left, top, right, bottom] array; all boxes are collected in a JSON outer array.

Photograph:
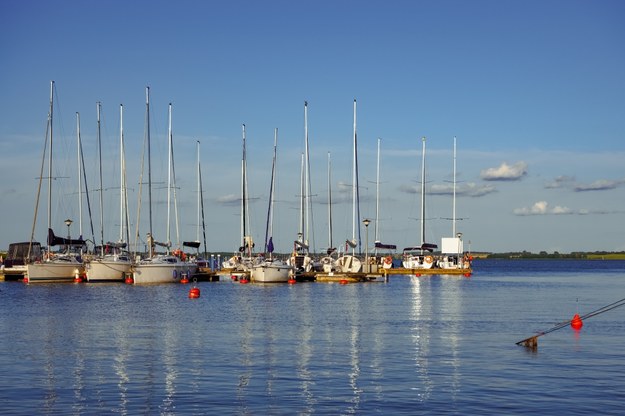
[[180, 273, 189, 284], [188, 287, 200, 299], [571, 313, 583, 330], [464, 272, 472, 278], [240, 277, 249, 284], [415, 273, 421, 277], [288, 278, 296, 284], [125, 274, 133, 284], [339, 279, 349, 285]]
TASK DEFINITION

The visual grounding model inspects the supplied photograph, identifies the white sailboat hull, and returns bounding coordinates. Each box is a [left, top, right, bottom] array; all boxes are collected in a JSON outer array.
[[133, 256, 196, 284], [26, 260, 82, 283], [85, 256, 132, 282], [250, 260, 293, 283], [402, 255, 435, 269], [336, 255, 362, 273]]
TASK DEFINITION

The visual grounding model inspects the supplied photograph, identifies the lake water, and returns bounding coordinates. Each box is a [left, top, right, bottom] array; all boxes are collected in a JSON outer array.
[[1, 260, 624, 415]]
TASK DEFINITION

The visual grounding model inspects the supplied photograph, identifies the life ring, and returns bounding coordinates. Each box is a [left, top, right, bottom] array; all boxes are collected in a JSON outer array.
[[384, 256, 393, 265], [424, 255, 434, 264]]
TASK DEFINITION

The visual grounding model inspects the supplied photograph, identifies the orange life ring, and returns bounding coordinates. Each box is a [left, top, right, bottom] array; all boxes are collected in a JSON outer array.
[[424, 255, 434, 264], [384, 256, 393, 265]]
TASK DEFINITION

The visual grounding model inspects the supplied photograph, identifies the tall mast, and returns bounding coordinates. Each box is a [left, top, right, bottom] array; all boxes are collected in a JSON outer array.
[[241, 124, 247, 248], [167, 103, 173, 250], [352, 99, 358, 254], [452, 136, 457, 237], [47, 81, 54, 242], [97, 102, 104, 255], [303, 101, 310, 248], [196, 140, 201, 243], [420, 137, 426, 248], [76, 112, 82, 243], [264, 128, 278, 254], [119, 104, 125, 243], [145, 86, 153, 256], [375, 138, 380, 243], [327, 151, 333, 251], [298, 152, 305, 244]]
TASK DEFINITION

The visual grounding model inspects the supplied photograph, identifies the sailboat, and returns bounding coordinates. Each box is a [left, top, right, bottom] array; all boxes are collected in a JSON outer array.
[[85, 103, 132, 282], [26, 81, 85, 283], [132, 95, 196, 284], [182, 140, 208, 271], [222, 124, 255, 273], [438, 137, 471, 270], [402, 137, 437, 270], [371, 138, 397, 270], [320, 152, 340, 273], [288, 101, 317, 275], [335, 99, 362, 274], [250, 129, 294, 282]]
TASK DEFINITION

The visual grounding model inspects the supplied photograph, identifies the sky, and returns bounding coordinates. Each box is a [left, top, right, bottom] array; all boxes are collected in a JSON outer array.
[[1, 0, 624, 254]]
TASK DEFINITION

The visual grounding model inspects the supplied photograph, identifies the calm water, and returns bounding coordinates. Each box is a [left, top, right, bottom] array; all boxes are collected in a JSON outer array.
[[1, 260, 624, 415]]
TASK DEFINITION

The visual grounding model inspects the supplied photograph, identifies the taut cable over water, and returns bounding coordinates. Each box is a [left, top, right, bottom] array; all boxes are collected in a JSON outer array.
[[517, 297, 625, 349]]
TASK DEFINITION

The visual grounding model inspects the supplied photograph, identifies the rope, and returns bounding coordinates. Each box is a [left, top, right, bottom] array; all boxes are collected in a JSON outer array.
[[516, 297, 625, 347]]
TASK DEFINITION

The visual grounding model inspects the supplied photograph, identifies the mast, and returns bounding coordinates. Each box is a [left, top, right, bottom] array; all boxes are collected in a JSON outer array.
[[76, 112, 83, 245], [452, 136, 457, 237], [375, 137, 381, 256], [197, 140, 208, 257], [264, 128, 278, 255], [327, 151, 333, 251], [145, 86, 153, 257], [47, 81, 53, 245], [241, 124, 249, 253], [303, 101, 311, 249], [119, 104, 126, 244], [420, 137, 426, 248], [97, 102, 104, 255], [167, 103, 173, 251], [352, 99, 360, 255], [196, 140, 201, 243]]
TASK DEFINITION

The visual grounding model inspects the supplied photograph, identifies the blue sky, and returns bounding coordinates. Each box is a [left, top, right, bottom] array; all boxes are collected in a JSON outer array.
[[1, 0, 624, 254]]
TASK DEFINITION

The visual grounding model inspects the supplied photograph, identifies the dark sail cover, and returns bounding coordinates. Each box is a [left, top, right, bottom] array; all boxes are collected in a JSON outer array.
[[47, 228, 85, 247]]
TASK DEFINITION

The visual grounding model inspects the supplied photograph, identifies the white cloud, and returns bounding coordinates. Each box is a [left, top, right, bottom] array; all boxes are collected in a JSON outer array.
[[513, 201, 573, 216], [481, 161, 528, 181], [574, 179, 623, 192], [429, 182, 497, 197], [544, 175, 575, 189]]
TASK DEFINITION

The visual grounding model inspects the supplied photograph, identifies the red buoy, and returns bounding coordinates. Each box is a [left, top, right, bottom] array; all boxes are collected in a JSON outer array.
[[23, 276, 29, 284], [180, 275, 189, 284], [240, 278, 249, 284], [571, 313, 583, 330], [339, 279, 349, 285], [188, 287, 200, 299], [125, 275, 134, 284], [74, 275, 83, 283], [464, 272, 472, 278], [288, 278, 296, 284], [415, 273, 421, 277]]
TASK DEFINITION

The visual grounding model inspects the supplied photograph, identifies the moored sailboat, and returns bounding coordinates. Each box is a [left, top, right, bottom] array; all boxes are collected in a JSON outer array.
[[402, 137, 437, 270], [85, 103, 132, 282], [26, 81, 85, 283], [132, 95, 196, 284], [250, 129, 294, 282]]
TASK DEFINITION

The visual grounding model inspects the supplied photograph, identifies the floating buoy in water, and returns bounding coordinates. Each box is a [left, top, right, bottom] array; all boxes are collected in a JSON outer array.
[[415, 273, 421, 277], [23, 276, 29, 284], [74, 275, 83, 283], [464, 272, 472, 278], [125, 274, 134, 284], [188, 287, 200, 298], [571, 313, 583, 330], [339, 279, 349, 285], [240, 277, 249, 284], [231, 275, 238, 281], [180, 273, 189, 284], [288, 278, 296, 284]]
